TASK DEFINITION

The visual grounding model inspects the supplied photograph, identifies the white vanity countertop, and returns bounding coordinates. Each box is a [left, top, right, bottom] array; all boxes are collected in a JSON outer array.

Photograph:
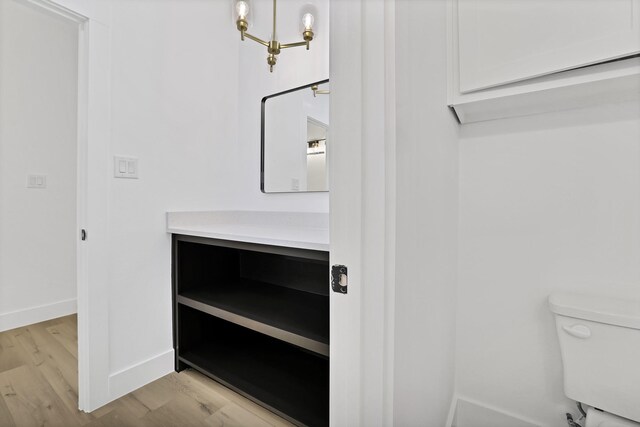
[[166, 211, 329, 252]]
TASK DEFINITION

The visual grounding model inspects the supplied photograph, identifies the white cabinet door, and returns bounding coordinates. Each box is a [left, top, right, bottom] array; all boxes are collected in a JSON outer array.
[[457, 0, 640, 93]]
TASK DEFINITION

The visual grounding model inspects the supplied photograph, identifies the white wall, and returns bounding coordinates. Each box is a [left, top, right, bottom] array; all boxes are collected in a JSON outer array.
[[106, 0, 239, 382], [457, 100, 640, 426], [0, 0, 78, 330], [236, 0, 329, 211], [393, 0, 459, 425]]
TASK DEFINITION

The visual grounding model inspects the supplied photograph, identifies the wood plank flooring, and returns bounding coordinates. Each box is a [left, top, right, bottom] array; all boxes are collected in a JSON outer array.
[[0, 315, 294, 427]]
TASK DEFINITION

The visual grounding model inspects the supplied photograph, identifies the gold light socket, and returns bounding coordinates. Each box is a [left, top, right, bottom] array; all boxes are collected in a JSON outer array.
[[236, 18, 248, 40], [303, 30, 314, 42]]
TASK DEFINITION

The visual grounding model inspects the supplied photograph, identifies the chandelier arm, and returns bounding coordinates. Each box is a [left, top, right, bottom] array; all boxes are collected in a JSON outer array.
[[280, 40, 308, 49], [242, 32, 270, 47]]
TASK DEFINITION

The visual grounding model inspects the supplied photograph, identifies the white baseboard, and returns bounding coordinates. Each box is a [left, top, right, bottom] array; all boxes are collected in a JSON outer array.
[[0, 298, 77, 332], [448, 395, 542, 427], [108, 349, 175, 401]]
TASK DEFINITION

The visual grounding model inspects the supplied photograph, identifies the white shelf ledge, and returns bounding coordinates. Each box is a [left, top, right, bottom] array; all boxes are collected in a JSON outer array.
[[450, 57, 640, 124]]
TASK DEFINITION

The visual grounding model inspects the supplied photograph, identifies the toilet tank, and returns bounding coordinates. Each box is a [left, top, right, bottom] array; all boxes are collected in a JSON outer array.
[[549, 293, 640, 423]]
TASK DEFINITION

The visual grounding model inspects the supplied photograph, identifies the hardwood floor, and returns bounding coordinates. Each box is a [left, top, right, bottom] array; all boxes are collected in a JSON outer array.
[[0, 315, 294, 426]]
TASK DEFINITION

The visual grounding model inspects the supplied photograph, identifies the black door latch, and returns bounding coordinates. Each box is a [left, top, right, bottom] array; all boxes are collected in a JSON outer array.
[[331, 265, 348, 294]]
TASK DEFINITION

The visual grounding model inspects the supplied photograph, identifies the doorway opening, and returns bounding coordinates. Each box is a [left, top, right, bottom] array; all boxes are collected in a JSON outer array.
[[0, 0, 86, 416]]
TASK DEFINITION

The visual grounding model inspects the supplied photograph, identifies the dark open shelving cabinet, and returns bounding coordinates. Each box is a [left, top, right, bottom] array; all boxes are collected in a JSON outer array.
[[172, 234, 330, 427]]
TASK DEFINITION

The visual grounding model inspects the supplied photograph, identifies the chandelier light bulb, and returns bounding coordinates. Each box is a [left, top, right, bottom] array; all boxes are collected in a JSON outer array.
[[236, 1, 249, 20], [302, 13, 314, 31]]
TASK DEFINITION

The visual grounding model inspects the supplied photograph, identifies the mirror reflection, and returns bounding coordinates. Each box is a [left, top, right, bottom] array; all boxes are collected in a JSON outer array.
[[261, 79, 329, 193]]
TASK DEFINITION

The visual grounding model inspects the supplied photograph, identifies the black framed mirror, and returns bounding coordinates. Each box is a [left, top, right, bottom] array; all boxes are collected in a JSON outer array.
[[261, 79, 330, 193]]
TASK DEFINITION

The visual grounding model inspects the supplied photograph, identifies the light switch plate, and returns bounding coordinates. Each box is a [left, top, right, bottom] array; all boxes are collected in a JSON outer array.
[[27, 174, 47, 189], [114, 156, 139, 179]]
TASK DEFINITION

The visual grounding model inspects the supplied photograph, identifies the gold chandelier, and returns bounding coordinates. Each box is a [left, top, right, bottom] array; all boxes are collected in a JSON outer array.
[[234, 0, 316, 72]]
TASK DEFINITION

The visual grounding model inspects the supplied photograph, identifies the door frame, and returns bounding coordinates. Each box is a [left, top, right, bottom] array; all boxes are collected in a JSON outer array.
[[329, 0, 396, 425], [26, 0, 111, 412]]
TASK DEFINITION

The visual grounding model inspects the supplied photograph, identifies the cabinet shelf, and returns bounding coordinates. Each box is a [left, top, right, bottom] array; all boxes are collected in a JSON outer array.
[[178, 309, 329, 427], [178, 278, 329, 356]]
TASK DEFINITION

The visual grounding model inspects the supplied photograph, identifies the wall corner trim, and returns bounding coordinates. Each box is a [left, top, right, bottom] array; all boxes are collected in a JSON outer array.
[[108, 349, 175, 403], [445, 393, 459, 427]]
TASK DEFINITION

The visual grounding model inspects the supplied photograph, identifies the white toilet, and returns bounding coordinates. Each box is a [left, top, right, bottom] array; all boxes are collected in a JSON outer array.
[[549, 293, 640, 427]]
